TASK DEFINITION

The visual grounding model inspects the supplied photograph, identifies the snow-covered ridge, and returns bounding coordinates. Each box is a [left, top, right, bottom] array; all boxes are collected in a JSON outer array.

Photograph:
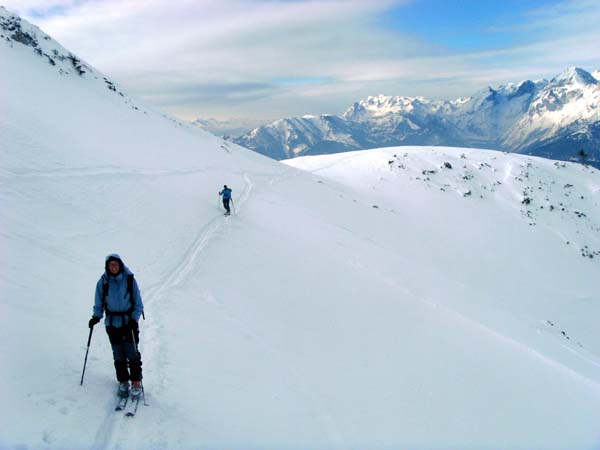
[[1, 6, 91, 76], [286, 146, 600, 261], [0, 6, 148, 113], [2, 8, 82, 72], [236, 67, 600, 165]]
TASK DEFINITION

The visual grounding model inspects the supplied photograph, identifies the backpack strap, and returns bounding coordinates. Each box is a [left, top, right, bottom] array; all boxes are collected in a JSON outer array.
[[101, 278, 109, 311], [127, 274, 135, 309]]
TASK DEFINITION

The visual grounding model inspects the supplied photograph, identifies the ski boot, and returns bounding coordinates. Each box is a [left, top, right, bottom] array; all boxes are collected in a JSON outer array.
[[130, 380, 142, 398], [118, 381, 130, 398]]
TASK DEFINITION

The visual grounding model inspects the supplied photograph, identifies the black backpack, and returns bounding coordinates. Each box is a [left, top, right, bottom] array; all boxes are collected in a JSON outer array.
[[101, 274, 135, 327]]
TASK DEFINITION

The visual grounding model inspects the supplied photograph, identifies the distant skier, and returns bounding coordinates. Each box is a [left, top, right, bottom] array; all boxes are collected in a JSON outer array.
[[219, 184, 233, 215], [88, 254, 144, 398]]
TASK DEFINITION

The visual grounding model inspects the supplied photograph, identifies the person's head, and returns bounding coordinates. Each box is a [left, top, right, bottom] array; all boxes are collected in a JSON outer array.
[[223, 185, 228, 189], [105, 254, 123, 275]]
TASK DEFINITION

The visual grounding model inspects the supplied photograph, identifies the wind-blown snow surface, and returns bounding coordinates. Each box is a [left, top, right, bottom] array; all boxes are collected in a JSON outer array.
[[2, 7, 600, 450]]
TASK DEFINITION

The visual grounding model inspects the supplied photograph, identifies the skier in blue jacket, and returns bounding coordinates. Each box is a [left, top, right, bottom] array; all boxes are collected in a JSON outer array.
[[88, 254, 144, 398], [219, 185, 233, 215]]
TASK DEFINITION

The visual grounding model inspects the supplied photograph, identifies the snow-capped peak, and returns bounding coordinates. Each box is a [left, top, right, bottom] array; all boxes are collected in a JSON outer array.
[[342, 94, 438, 121], [550, 67, 598, 87]]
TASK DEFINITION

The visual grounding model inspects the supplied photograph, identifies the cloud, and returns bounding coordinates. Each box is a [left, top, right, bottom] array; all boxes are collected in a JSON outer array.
[[5, 0, 600, 121], [521, 0, 600, 32], [39, 0, 412, 79], [139, 81, 277, 107], [3, 0, 82, 15]]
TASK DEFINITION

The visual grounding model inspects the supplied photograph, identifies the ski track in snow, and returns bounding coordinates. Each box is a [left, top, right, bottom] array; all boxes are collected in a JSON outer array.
[[201, 170, 348, 447], [90, 403, 119, 450], [89, 173, 254, 450], [145, 172, 253, 297]]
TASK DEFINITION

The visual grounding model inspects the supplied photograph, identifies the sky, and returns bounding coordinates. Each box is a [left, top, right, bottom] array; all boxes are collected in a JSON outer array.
[[5, 0, 600, 126]]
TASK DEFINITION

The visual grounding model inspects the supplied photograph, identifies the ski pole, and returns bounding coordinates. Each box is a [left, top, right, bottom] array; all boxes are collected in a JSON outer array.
[[131, 328, 148, 406], [80, 327, 94, 386]]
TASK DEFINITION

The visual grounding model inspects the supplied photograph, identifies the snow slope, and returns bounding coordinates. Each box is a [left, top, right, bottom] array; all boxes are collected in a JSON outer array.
[[2, 7, 600, 450]]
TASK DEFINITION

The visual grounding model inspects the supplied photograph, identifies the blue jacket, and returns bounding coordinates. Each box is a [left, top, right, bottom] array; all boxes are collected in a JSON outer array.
[[93, 254, 144, 328], [219, 188, 232, 200]]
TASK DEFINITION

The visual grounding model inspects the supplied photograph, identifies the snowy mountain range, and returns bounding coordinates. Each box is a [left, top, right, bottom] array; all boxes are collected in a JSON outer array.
[[235, 68, 600, 166], [2, 7, 600, 449]]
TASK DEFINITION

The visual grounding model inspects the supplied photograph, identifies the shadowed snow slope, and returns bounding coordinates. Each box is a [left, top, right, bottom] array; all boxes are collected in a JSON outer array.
[[1, 7, 600, 450]]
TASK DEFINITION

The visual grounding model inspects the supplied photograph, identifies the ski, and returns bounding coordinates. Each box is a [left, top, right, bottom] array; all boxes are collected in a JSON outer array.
[[124, 394, 141, 417], [115, 395, 128, 411]]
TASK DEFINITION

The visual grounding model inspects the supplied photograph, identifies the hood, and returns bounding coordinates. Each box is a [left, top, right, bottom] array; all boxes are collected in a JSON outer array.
[[103, 253, 133, 278]]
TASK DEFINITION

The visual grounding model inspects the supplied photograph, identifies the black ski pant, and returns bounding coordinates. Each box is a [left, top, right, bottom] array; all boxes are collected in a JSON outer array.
[[106, 326, 142, 382], [223, 198, 231, 213]]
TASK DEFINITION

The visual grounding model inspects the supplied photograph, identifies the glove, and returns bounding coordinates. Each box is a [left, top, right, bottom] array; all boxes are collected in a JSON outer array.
[[130, 319, 139, 331], [88, 316, 100, 328]]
